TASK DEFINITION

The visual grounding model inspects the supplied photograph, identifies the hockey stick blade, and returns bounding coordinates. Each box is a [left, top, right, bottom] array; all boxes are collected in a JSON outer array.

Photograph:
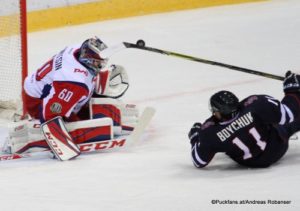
[[123, 41, 284, 81], [0, 107, 155, 161]]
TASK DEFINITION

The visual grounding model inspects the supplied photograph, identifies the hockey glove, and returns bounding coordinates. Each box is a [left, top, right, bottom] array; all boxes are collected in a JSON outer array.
[[94, 64, 129, 98], [188, 122, 202, 145], [283, 71, 300, 93]]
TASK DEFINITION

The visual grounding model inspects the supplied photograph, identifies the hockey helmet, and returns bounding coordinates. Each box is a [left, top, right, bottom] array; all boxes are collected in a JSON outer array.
[[209, 90, 239, 120], [79, 37, 108, 76]]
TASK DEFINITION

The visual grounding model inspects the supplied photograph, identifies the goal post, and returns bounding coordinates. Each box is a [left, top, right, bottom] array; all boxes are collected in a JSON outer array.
[[0, 0, 28, 119], [20, 0, 28, 115]]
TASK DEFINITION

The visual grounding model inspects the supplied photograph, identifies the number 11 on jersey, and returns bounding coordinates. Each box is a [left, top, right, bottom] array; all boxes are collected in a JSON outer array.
[[232, 127, 267, 160]]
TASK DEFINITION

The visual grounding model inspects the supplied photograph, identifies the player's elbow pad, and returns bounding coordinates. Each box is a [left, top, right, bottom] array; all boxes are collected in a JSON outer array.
[[191, 150, 209, 168], [193, 162, 208, 168], [191, 143, 213, 168], [192, 155, 209, 168]]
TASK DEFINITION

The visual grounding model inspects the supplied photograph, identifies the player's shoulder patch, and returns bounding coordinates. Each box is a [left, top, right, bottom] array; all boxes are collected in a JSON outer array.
[[50, 102, 62, 114], [201, 120, 215, 130], [242, 95, 259, 107]]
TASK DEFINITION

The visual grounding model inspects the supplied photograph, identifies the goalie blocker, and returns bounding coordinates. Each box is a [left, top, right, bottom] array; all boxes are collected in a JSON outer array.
[[41, 117, 81, 161]]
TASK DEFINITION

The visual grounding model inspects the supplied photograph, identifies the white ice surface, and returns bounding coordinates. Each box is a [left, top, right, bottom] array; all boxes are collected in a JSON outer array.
[[1, 0, 300, 210]]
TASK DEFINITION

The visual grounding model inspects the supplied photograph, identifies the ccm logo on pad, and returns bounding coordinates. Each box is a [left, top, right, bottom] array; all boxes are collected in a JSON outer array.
[[45, 132, 64, 155], [79, 139, 126, 152]]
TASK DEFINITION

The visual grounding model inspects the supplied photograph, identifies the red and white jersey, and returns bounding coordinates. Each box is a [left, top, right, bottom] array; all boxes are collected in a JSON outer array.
[[24, 44, 96, 121]]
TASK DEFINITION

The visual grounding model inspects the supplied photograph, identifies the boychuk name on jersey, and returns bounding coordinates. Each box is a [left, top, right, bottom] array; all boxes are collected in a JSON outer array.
[[216, 112, 253, 142]]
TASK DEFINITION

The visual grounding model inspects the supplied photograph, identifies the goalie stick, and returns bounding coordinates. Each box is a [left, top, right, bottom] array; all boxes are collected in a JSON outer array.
[[0, 107, 155, 161], [123, 40, 284, 81]]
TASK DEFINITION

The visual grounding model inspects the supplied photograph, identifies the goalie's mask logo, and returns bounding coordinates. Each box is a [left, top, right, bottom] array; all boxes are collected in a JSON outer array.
[[209, 90, 239, 121], [79, 37, 108, 76]]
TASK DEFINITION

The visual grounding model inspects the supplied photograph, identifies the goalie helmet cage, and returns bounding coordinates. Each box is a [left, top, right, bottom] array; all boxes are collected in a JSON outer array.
[[0, 0, 28, 119]]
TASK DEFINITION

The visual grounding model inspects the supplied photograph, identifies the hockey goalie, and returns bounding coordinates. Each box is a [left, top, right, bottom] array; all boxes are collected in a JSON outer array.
[[2, 37, 151, 161]]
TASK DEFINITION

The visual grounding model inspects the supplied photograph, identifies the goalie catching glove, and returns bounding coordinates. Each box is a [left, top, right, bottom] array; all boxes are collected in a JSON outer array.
[[94, 64, 129, 98]]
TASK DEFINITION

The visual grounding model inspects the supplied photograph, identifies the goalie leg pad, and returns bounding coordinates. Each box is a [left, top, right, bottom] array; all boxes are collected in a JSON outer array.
[[5, 118, 115, 155], [90, 98, 139, 135], [66, 117, 114, 144], [41, 117, 80, 161], [91, 104, 121, 127], [5, 120, 47, 154]]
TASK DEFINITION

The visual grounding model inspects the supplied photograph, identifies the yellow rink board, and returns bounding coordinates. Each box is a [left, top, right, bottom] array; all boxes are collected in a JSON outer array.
[[1, 0, 267, 36]]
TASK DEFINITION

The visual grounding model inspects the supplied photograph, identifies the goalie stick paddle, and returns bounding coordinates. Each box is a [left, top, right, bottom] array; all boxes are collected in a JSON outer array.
[[123, 41, 284, 81], [0, 107, 155, 162]]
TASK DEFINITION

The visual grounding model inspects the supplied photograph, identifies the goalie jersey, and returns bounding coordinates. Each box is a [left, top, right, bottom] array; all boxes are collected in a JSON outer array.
[[191, 94, 300, 168], [24, 44, 95, 122]]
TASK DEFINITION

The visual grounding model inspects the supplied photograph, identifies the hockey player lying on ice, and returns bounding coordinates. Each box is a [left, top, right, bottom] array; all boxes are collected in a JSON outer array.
[[188, 71, 300, 168], [3, 37, 139, 161]]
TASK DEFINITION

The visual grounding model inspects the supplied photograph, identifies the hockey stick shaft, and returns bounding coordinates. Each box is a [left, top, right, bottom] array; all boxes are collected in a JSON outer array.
[[123, 42, 284, 81]]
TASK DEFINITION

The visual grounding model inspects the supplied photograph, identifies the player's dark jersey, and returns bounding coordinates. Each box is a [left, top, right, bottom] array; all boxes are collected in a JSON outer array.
[[191, 94, 296, 168]]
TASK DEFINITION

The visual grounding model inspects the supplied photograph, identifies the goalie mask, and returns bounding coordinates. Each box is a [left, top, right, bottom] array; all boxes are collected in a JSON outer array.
[[79, 37, 108, 76], [209, 90, 239, 120]]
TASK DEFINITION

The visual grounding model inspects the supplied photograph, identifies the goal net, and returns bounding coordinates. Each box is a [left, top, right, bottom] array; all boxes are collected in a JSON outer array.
[[0, 0, 27, 120]]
